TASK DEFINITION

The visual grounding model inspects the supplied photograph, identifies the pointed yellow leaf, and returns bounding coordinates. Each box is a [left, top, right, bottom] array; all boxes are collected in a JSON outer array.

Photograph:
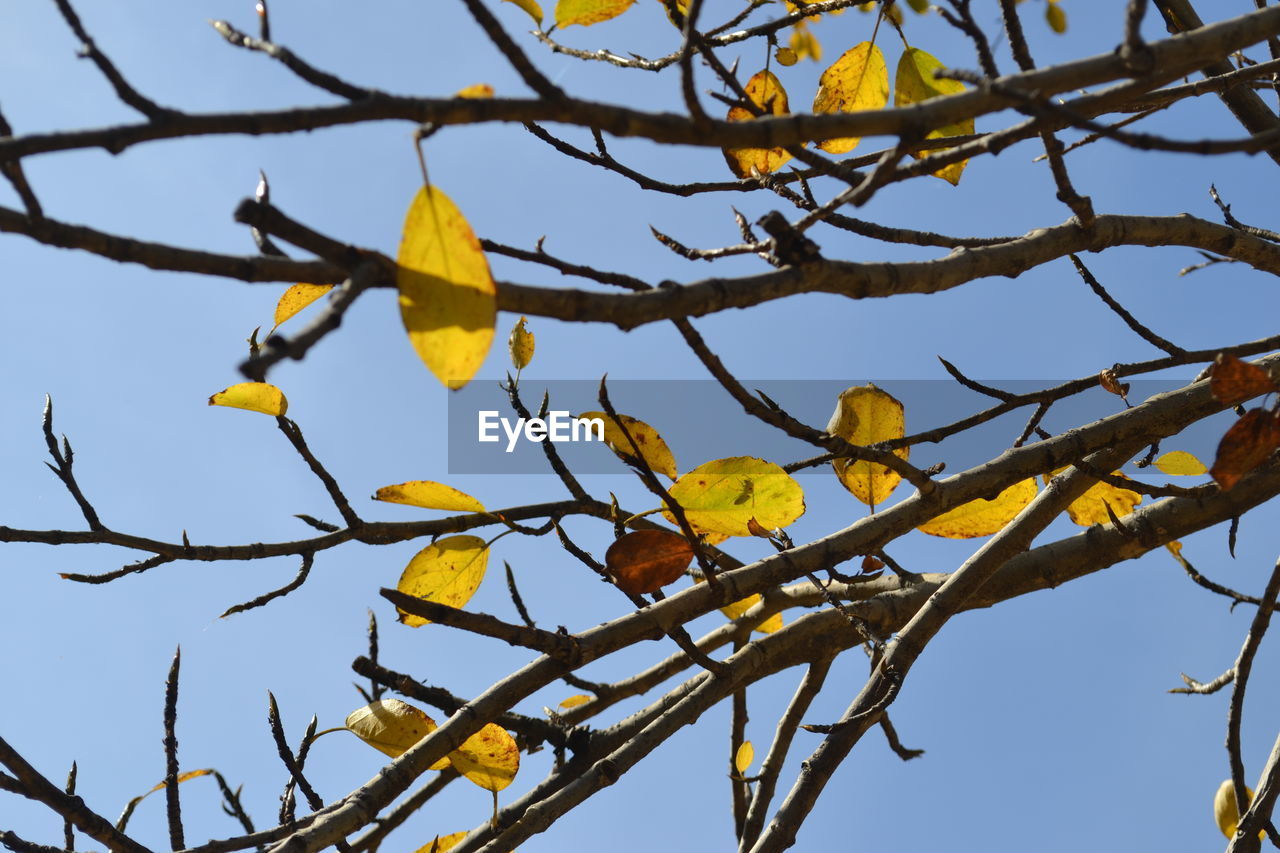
[[917, 478, 1038, 538], [812, 42, 889, 154], [578, 411, 678, 479], [665, 457, 805, 537], [144, 768, 214, 795], [894, 48, 973, 185], [454, 83, 495, 99], [448, 723, 520, 792], [558, 694, 592, 709], [1045, 0, 1067, 34], [272, 284, 333, 331], [508, 316, 535, 370], [503, 0, 544, 25], [208, 382, 288, 416], [735, 741, 755, 775], [724, 71, 793, 179], [1154, 451, 1208, 476], [345, 699, 449, 769], [828, 385, 908, 507], [374, 481, 486, 513], [555, 0, 634, 27], [1044, 468, 1141, 527], [789, 21, 821, 63], [395, 536, 490, 627], [414, 833, 469, 853], [1214, 779, 1265, 841], [397, 186, 496, 390]]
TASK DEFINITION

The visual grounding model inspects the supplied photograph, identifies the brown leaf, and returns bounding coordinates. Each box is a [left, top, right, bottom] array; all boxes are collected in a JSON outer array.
[[604, 530, 695, 595], [746, 517, 773, 538], [1210, 408, 1280, 491], [1098, 368, 1129, 402], [1210, 353, 1275, 406], [861, 554, 885, 571]]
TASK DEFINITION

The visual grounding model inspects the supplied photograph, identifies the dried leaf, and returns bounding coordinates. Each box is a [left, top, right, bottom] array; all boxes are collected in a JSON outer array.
[[395, 536, 490, 626], [1210, 408, 1280, 491], [604, 529, 695, 595], [558, 694, 592, 709], [735, 741, 755, 774], [665, 457, 806, 536], [1098, 368, 1129, 402], [578, 411, 678, 479], [1210, 353, 1275, 406], [828, 385, 908, 507], [272, 284, 333, 331], [449, 723, 520, 792], [555, 0, 634, 27], [508, 316, 535, 370], [812, 42, 889, 154], [861, 554, 885, 571], [1153, 451, 1207, 477], [917, 478, 1038, 538], [208, 382, 288, 416], [397, 185, 496, 390], [724, 71, 793, 179], [414, 833, 468, 853], [345, 699, 449, 769], [374, 481, 486, 513], [894, 48, 973, 185]]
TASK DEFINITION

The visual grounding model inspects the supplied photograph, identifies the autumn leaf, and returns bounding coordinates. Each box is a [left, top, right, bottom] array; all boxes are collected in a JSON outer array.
[[812, 42, 889, 154], [414, 833, 468, 853], [118, 769, 216, 830], [724, 71, 793, 179], [454, 83, 495, 99], [345, 699, 449, 769], [735, 741, 754, 774], [449, 723, 520, 791], [508, 316, 535, 370], [789, 21, 821, 62], [1098, 368, 1129, 403], [828, 385, 908, 507], [1045, 0, 1067, 33], [271, 284, 333, 332], [1209, 408, 1280, 491], [578, 411, 678, 479], [917, 478, 1038, 538], [1214, 779, 1265, 841], [373, 481, 486, 513], [894, 47, 973, 185], [775, 47, 798, 66], [665, 457, 805, 536], [604, 529, 695, 595], [395, 536, 490, 626], [1209, 353, 1275, 406], [719, 591, 783, 633], [558, 694, 592, 709], [208, 382, 288, 416], [555, 0, 634, 27], [1044, 468, 1141, 526], [1153, 451, 1207, 476], [397, 185, 496, 390], [503, 0, 544, 25]]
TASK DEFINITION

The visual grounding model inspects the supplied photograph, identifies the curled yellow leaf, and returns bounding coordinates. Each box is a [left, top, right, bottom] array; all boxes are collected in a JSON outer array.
[[894, 48, 973, 185], [555, 0, 634, 27], [917, 478, 1038, 539], [449, 723, 520, 792], [345, 699, 450, 769], [454, 83, 495, 99], [665, 457, 805, 537], [503, 0, 543, 24], [812, 42, 889, 154], [828, 385, 908, 507], [508, 316, 535, 370], [395, 536, 490, 627], [208, 382, 288, 416], [374, 481, 486, 513], [272, 284, 333, 331], [578, 411, 678, 479], [397, 186, 496, 390], [724, 71, 793, 179]]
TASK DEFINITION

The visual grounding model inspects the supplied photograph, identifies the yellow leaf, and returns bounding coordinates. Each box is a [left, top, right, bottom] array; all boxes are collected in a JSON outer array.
[[272, 284, 333, 331], [558, 694, 592, 709], [775, 47, 798, 66], [789, 21, 821, 63], [1045, 0, 1067, 34], [1044, 468, 1141, 527], [1154, 450, 1207, 476], [345, 700, 449, 769], [503, 0, 544, 25], [812, 42, 889, 154], [917, 478, 1038, 538], [397, 186, 496, 390], [508, 316, 535, 370], [578, 411, 678, 479], [454, 83, 495, 99], [555, 0, 634, 27], [395, 536, 490, 627], [448, 723, 520, 792], [665, 457, 805, 537], [906, 0, 929, 12], [374, 481, 486, 513], [1214, 779, 1265, 841], [735, 741, 755, 774], [718, 591, 783, 633], [723, 71, 793, 179], [828, 385, 908, 507], [414, 833, 468, 853], [208, 382, 288, 416], [894, 48, 973, 185], [146, 768, 214, 793]]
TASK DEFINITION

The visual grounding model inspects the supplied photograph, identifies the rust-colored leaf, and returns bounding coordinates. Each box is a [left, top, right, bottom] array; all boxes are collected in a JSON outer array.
[[604, 529, 695, 595], [1210, 408, 1280, 491], [1098, 368, 1129, 403], [1210, 353, 1275, 406]]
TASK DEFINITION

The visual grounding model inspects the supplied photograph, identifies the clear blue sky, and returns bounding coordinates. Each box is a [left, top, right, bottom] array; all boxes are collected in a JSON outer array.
[[3, 1, 1279, 850]]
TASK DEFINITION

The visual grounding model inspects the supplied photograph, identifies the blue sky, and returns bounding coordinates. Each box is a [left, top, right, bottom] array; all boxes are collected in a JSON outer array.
[[3, 1, 1280, 850]]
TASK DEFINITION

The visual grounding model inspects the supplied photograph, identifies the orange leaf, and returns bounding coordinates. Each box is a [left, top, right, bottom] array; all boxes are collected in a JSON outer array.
[[1210, 353, 1275, 406], [1210, 408, 1280, 491], [604, 529, 694, 595]]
